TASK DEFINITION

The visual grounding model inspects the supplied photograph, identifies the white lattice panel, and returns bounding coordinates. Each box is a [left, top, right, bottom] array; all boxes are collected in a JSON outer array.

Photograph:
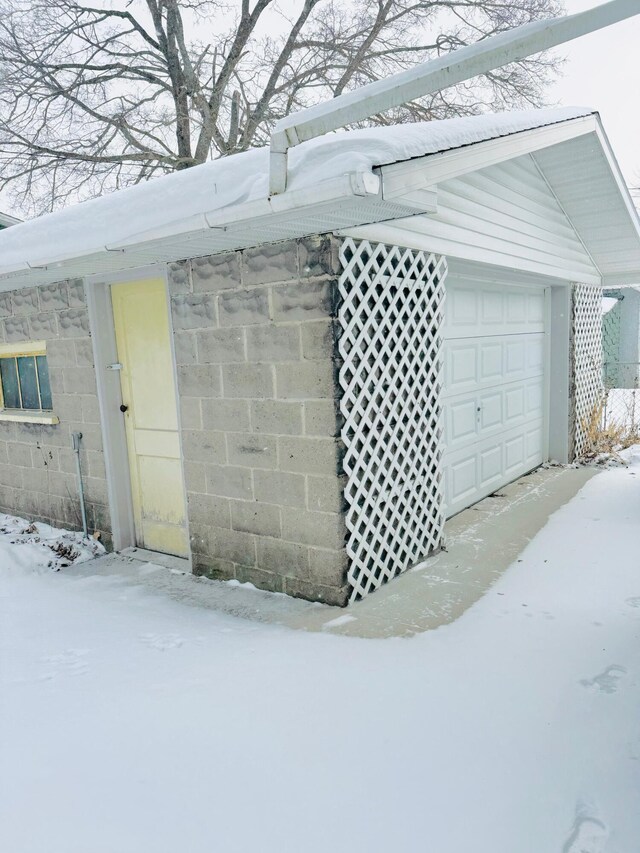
[[573, 283, 604, 458], [338, 238, 448, 601]]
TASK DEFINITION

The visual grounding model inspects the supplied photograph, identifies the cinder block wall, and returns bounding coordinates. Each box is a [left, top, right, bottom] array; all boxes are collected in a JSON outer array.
[[168, 236, 349, 605], [0, 280, 111, 543]]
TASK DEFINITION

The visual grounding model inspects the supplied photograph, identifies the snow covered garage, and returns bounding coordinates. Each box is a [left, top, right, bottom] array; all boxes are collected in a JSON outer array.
[[0, 107, 638, 605]]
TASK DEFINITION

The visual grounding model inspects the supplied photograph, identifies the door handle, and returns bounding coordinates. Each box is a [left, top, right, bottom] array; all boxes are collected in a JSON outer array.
[[119, 404, 129, 413]]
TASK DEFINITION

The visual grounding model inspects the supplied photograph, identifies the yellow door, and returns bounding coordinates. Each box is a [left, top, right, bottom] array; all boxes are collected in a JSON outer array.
[[111, 278, 189, 557]]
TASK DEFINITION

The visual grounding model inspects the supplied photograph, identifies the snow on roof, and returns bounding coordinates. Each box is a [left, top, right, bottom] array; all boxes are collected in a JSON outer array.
[[0, 106, 592, 273]]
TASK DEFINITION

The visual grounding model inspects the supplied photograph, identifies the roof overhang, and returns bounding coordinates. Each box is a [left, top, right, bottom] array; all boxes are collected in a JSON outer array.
[[0, 111, 638, 290]]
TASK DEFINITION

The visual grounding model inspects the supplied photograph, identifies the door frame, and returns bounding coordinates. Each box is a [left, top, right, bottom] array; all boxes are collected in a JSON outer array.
[[85, 264, 190, 560]]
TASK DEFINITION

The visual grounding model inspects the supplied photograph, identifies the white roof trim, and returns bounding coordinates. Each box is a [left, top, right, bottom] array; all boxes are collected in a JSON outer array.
[[0, 108, 637, 289]]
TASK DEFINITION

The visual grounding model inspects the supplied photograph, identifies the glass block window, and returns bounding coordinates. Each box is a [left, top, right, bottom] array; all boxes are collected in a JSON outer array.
[[0, 343, 53, 411]]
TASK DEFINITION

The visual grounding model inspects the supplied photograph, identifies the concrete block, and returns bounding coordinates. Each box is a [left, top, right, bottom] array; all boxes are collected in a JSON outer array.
[[192, 252, 241, 293], [250, 400, 303, 435], [206, 464, 253, 500], [227, 433, 277, 469], [67, 423, 103, 451], [87, 451, 107, 480], [22, 467, 48, 494], [58, 308, 90, 338], [231, 500, 281, 538], [306, 475, 344, 514], [74, 339, 94, 367], [235, 563, 283, 593], [246, 325, 300, 363], [38, 282, 69, 311], [179, 397, 202, 430], [218, 288, 270, 327], [256, 538, 310, 579], [192, 555, 235, 581], [272, 280, 335, 322], [171, 293, 217, 330], [31, 445, 59, 471], [197, 328, 245, 363], [301, 320, 335, 360], [186, 492, 231, 527], [284, 576, 349, 606], [52, 393, 83, 422], [201, 398, 250, 432], [67, 280, 86, 307], [47, 469, 76, 498], [275, 361, 334, 400], [183, 461, 206, 493], [3, 316, 29, 342], [282, 507, 346, 549], [182, 429, 227, 465], [304, 400, 338, 437], [63, 367, 97, 395], [58, 448, 78, 475], [193, 524, 257, 568], [242, 241, 298, 285], [308, 546, 348, 586], [0, 423, 17, 441], [80, 396, 101, 424], [46, 339, 77, 368], [48, 367, 64, 395], [83, 476, 109, 505], [253, 469, 305, 508], [29, 312, 58, 338], [177, 364, 221, 398], [278, 436, 338, 476], [167, 261, 191, 294], [298, 236, 339, 278], [12, 288, 39, 315], [173, 330, 197, 365], [222, 364, 273, 399], [7, 443, 33, 467], [0, 293, 12, 317]]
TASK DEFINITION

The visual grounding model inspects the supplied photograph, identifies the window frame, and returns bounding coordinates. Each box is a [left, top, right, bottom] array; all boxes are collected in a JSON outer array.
[[0, 341, 59, 424]]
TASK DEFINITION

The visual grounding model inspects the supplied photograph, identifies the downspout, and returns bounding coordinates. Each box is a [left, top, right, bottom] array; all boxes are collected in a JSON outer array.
[[71, 431, 89, 538], [269, 0, 639, 195]]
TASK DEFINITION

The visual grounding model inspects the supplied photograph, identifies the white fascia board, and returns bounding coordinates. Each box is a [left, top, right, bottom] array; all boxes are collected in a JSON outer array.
[[107, 213, 212, 251], [109, 171, 382, 250], [381, 115, 597, 200], [592, 120, 640, 239]]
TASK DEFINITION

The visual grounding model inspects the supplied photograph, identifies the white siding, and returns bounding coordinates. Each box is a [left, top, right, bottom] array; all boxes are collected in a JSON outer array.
[[346, 153, 601, 284]]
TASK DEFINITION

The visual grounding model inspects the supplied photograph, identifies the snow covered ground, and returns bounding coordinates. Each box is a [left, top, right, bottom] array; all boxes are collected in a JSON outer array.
[[2, 453, 640, 853]]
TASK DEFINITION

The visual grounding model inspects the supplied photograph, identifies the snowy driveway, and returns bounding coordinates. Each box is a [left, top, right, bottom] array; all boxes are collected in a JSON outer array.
[[2, 455, 640, 853]]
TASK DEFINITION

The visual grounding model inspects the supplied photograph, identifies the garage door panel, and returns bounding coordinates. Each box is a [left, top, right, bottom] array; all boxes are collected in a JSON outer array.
[[445, 417, 545, 516], [444, 378, 543, 454], [443, 278, 548, 518], [444, 333, 544, 399], [444, 281, 545, 338], [448, 344, 477, 390], [480, 391, 502, 429], [450, 399, 477, 442]]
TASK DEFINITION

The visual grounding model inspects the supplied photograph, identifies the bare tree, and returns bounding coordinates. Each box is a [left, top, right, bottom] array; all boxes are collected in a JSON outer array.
[[0, 0, 563, 214]]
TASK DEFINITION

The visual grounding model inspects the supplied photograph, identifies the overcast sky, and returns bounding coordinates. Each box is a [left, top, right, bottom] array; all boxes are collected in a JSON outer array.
[[550, 0, 640, 188]]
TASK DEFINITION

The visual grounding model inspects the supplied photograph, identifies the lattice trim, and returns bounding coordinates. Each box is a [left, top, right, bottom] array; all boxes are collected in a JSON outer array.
[[338, 238, 447, 601], [573, 283, 603, 459]]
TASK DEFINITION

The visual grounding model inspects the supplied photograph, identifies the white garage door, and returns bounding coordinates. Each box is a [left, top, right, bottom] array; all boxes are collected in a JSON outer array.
[[442, 278, 548, 518]]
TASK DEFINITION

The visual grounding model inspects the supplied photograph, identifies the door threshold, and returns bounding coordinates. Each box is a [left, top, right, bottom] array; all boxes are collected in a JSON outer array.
[[119, 546, 191, 573]]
